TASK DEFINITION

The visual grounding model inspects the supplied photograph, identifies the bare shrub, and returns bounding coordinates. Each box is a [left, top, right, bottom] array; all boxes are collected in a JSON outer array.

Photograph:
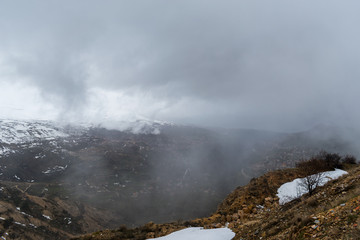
[[298, 172, 324, 196], [342, 155, 357, 165], [295, 151, 341, 196]]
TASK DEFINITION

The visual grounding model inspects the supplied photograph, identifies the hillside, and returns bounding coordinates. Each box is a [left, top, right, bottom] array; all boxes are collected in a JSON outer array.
[[212, 164, 360, 239], [74, 162, 360, 240], [0, 120, 360, 239]]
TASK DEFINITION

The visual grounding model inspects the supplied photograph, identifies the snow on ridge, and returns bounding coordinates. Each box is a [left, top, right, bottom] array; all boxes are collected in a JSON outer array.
[[0, 118, 173, 146], [96, 119, 171, 135], [0, 119, 69, 144], [277, 168, 348, 205], [148, 227, 235, 240]]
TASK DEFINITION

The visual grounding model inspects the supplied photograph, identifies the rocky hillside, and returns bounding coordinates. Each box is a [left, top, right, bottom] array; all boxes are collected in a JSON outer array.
[[74, 162, 360, 240], [214, 165, 360, 239], [0, 180, 119, 240]]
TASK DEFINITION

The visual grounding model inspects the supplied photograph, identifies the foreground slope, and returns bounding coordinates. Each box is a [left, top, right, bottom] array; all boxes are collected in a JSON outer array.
[[214, 164, 360, 239], [74, 164, 360, 240]]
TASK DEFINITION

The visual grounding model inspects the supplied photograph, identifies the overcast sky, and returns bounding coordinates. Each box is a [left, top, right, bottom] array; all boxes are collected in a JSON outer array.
[[1, 0, 360, 131]]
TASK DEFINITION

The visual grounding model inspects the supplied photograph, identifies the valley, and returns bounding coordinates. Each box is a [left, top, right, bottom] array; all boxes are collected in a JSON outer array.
[[0, 119, 358, 239]]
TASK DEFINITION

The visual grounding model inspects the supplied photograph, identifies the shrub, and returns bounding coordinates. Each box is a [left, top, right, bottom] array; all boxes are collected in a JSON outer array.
[[320, 151, 342, 169], [296, 151, 343, 175], [342, 155, 357, 165], [296, 151, 343, 196]]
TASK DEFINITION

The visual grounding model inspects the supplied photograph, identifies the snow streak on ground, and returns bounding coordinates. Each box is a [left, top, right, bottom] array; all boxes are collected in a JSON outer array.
[[277, 169, 348, 205], [0, 147, 14, 156], [148, 227, 235, 240]]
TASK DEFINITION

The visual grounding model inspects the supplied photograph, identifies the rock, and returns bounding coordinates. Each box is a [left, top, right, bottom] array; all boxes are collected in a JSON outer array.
[[145, 221, 155, 229], [146, 232, 155, 238], [228, 222, 235, 228]]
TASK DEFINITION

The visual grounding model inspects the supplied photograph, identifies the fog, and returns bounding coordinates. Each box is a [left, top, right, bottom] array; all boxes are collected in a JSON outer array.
[[1, 1, 360, 131]]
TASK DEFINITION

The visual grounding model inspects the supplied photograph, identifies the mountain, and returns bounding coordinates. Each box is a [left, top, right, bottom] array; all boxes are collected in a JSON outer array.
[[0, 119, 359, 239]]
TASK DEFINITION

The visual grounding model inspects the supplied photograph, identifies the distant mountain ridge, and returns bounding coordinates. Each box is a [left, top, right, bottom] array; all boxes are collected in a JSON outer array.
[[0, 118, 172, 146], [0, 119, 69, 145]]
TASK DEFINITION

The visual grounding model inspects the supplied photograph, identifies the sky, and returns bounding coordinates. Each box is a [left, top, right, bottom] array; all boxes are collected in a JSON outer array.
[[1, 0, 360, 131]]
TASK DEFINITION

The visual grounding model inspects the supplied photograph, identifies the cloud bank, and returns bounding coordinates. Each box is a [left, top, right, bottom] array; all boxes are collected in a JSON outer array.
[[1, 0, 360, 131]]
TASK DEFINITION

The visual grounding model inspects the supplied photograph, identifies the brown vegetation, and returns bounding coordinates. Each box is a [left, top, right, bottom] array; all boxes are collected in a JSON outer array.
[[74, 152, 360, 240]]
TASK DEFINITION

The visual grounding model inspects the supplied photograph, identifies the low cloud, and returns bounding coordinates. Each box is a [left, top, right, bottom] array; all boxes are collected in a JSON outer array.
[[1, 0, 360, 131]]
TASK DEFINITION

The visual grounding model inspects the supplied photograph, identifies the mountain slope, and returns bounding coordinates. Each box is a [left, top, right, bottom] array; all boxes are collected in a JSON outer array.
[[74, 163, 360, 240], [1, 119, 360, 238]]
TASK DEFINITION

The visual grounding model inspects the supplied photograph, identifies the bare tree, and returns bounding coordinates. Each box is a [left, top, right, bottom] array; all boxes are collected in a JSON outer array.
[[295, 151, 357, 198], [298, 172, 324, 196], [296, 153, 330, 196]]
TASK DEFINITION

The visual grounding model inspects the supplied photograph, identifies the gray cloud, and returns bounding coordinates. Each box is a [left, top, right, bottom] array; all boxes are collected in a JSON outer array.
[[1, 0, 360, 131]]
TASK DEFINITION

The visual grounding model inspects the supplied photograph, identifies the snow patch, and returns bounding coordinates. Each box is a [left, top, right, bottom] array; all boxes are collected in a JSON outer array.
[[42, 214, 52, 220], [64, 217, 72, 224], [147, 227, 235, 240], [0, 147, 15, 157], [14, 222, 26, 227], [29, 223, 37, 228], [277, 168, 348, 205], [42, 165, 68, 175]]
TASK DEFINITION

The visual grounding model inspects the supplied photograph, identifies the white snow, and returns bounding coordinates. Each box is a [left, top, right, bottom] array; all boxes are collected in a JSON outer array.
[[42, 214, 52, 220], [0, 119, 171, 149], [0, 120, 68, 144], [64, 217, 72, 224], [42, 165, 67, 175], [29, 223, 37, 228], [277, 168, 348, 205], [97, 118, 171, 135], [147, 227, 235, 240], [14, 221, 26, 227], [0, 147, 15, 157]]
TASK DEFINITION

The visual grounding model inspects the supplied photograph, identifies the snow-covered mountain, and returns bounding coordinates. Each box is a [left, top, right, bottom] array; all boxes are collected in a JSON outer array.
[[96, 118, 171, 135], [0, 119, 69, 145], [0, 118, 172, 167], [0, 118, 170, 145]]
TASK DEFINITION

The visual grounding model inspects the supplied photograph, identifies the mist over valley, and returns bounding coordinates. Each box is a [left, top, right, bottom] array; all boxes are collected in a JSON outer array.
[[0, 119, 358, 239], [1, 0, 360, 239]]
